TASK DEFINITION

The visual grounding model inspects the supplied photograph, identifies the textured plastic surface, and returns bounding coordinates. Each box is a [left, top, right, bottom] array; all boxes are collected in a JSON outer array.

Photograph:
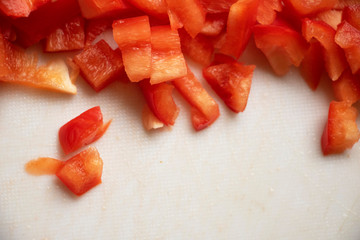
[[1, 35, 360, 240]]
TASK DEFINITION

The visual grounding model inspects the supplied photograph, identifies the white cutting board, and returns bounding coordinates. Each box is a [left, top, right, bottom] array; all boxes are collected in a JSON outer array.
[[1, 34, 360, 240]]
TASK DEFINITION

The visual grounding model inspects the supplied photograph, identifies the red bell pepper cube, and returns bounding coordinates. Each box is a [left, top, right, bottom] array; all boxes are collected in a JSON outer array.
[[302, 18, 347, 81], [332, 70, 360, 104], [321, 101, 360, 155], [58, 106, 111, 154], [150, 25, 187, 84], [78, 0, 135, 19], [199, 0, 237, 14], [165, 0, 206, 37], [126, 0, 168, 20], [172, 66, 220, 130], [44, 16, 85, 52], [10, 0, 80, 47], [200, 13, 227, 36], [113, 16, 151, 82], [0, 33, 77, 94], [300, 41, 324, 91], [343, 5, 360, 30], [335, 21, 360, 74], [283, 0, 338, 16], [56, 147, 103, 196], [203, 56, 255, 113], [73, 40, 125, 92], [253, 21, 308, 76], [179, 29, 214, 66], [256, 0, 282, 25], [220, 0, 259, 59], [139, 79, 179, 126]]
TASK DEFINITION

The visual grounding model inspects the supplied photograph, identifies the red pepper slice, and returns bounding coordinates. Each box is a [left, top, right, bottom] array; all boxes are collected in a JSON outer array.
[[321, 101, 360, 155], [58, 106, 111, 154], [203, 55, 255, 113], [113, 16, 152, 82], [0, 33, 77, 94], [56, 147, 103, 196], [302, 18, 347, 81], [173, 66, 220, 130], [253, 21, 308, 76], [150, 25, 186, 84], [73, 40, 125, 92], [220, 0, 259, 59]]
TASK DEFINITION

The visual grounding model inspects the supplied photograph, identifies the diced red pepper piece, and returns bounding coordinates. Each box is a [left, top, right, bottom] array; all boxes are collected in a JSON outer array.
[[253, 21, 308, 76], [300, 41, 324, 91], [335, 21, 360, 74], [142, 104, 164, 130], [44, 16, 85, 52], [78, 0, 134, 19], [199, 0, 237, 14], [165, 0, 206, 37], [173, 66, 220, 130], [343, 5, 360, 30], [332, 70, 360, 104], [10, 0, 80, 47], [56, 147, 103, 196], [256, 0, 282, 25], [203, 57, 255, 113], [315, 9, 343, 30], [150, 25, 187, 84], [200, 13, 227, 36], [126, 0, 168, 20], [220, 0, 259, 59], [73, 40, 124, 92], [139, 79, 179, 126], [321, 101, 360, 155], [302, 18, 347, 81], [113, 16, 151, 82], [179, 29, 214, 66], [0, 33, 76, 94], [85, 18, 112, 46], [283, 0, 338, 16], [59, 106, 111, 154], [0, 0, 50, 18]]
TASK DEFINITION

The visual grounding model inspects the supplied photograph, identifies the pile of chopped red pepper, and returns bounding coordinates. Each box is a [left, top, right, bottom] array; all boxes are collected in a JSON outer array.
[[2, 0, 360, 195]]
